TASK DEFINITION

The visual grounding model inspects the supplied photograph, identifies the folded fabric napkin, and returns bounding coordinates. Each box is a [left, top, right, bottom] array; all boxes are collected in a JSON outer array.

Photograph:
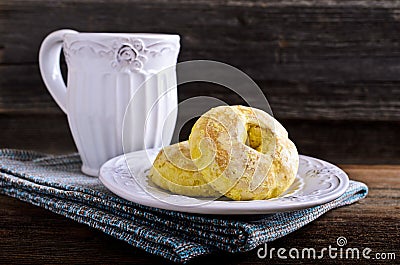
[[0, 149, 368, 263]]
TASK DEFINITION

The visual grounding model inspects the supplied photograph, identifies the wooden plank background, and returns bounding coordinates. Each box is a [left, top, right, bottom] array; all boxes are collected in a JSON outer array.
[[1, 0, 400, 163]]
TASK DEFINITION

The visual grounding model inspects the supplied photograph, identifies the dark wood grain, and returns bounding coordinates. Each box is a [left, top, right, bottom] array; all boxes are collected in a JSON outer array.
[[1, 114, 400, 164], [3, 0, 400, 82], [2, 0, 400, 163], [0, 165, 398, 264], [3, 65, 400, 122], [2, 0, 400, 121], [0, 114, 76, 154]]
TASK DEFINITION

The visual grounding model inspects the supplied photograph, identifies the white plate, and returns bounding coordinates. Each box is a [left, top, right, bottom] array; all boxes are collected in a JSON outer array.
[[99, 149, 349, 215]]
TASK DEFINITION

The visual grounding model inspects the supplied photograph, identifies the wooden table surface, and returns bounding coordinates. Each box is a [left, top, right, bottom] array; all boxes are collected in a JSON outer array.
[[1, 1, 400, 263], [0, 164, 398, 264]]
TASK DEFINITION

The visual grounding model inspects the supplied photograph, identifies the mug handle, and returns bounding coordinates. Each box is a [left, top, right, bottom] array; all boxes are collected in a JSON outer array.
[[39, 29, 78, 114]]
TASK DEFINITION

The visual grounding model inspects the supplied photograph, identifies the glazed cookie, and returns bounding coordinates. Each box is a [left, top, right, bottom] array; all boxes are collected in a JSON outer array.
[[149, 141, 220, 197], [189, 105, 299, 200]]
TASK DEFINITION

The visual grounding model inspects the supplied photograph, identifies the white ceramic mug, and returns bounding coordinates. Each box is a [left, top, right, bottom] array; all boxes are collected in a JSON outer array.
[[39, 29, 180, 176]]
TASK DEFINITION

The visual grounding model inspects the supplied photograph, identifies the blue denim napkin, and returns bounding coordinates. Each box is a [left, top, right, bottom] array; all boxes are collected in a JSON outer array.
[[0, 149, 368, 263]]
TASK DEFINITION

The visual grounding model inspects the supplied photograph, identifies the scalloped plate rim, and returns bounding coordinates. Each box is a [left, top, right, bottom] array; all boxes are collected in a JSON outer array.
[[99, 152, 349, 215]]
